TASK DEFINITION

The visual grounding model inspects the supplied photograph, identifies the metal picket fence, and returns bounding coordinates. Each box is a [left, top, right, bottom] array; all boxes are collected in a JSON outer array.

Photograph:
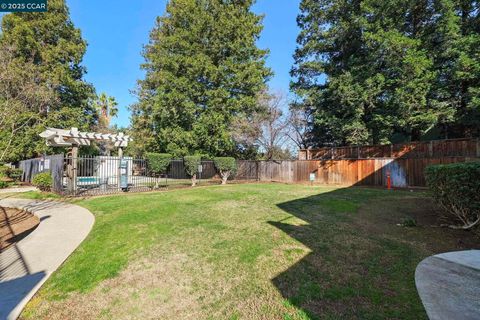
[[59, 157, 227, 196], [19, 155, 261, 197]]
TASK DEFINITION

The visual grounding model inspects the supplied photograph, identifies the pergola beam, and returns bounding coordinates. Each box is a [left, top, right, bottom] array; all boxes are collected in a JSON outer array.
[[39, 127, 132, 148]]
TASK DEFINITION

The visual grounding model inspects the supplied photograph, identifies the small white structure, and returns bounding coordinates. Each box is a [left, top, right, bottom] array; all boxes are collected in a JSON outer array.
[[96, 156, 133, 183], [39, 127, 133, 193]]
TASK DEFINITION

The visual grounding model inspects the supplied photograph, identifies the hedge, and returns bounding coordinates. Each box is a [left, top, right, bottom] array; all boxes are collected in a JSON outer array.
[[213, 157, 237, 185], [184, 156, 202, 186], [425, 162, 480, 229], [146, 153, 172, 176]]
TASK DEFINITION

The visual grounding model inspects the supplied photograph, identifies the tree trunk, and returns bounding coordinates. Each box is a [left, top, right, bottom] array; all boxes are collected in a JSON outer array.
[[221, 171, 230, 185], [191, 174, 197, 187]]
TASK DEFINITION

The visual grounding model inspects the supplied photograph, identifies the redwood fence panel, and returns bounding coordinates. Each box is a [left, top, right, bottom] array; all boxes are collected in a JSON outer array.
[[300, 157, 477, 187], [247, 156, 478, 188], [299, 137, 480, 160]]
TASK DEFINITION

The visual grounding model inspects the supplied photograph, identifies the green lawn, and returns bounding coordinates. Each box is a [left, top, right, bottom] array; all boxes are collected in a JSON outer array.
[[21, 183, 478, 319]]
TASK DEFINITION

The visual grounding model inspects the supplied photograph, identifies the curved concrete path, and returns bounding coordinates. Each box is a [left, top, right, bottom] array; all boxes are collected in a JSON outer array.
[[0, 187, 38, 195], [0, 199, 94, 320], [415, 250, 480, 320]]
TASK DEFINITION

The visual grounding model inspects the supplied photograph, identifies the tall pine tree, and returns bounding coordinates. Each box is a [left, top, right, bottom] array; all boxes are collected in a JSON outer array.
[[0, 0, 96, 162], [131, 0, 272, 157], [292, 0, 480, 146], [428, 0, 480, 138]]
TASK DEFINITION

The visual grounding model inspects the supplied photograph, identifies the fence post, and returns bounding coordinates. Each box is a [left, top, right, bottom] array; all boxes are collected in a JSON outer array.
[[428, 141, 434, 158]]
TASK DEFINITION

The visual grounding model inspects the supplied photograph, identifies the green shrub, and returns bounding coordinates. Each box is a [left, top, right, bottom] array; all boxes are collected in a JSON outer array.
[[184, 156, 202, 186], [425, 162, 480, 229], [0, 181, 9, 189], [0, 166, 11, 178], [214, 157, 237, 185], [32, 172, 53, 192], [9, 168, 23, 181], [146, 153, 172, 176], [0, 167, 23, 181]]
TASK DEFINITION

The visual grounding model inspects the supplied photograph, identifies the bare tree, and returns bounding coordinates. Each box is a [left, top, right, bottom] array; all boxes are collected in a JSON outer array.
[[286, 103, 312, 150], [233, 91, 292, 160]]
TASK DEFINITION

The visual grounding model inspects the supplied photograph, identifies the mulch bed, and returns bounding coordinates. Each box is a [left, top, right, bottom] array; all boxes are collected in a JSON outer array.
[[0, 206, 39, 251]]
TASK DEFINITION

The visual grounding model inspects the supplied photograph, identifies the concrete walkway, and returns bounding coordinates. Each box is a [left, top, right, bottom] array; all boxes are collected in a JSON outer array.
[[0, 187, 38, 194], [0, 199, 94, 320], [415, 250, 480, 320]]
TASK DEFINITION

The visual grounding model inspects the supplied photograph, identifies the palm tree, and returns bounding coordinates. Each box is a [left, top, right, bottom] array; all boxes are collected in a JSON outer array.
[[94, 93, 118, 129]]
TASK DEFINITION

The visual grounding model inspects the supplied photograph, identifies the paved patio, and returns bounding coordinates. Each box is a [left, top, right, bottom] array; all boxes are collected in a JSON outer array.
[[0, 199, 94, 320], [416, 250, 480, 320]]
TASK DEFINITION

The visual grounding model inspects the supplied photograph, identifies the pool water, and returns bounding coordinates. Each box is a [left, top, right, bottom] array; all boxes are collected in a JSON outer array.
[[78, 177, 99, 183]]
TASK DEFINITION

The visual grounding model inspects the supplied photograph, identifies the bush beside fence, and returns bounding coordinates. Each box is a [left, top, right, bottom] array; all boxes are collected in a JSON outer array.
[[425, 162, 480, 229]]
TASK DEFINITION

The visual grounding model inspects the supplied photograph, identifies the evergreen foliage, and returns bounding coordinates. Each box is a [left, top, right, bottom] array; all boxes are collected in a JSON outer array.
[[0, 0, 96, 162], [213, 156, 236, 184], [292, 0, 480, 146], [146, 153, 172, 176], [426, 162, 480, 229], [184, 155, 202, 186], [131, 0, 272, 158]]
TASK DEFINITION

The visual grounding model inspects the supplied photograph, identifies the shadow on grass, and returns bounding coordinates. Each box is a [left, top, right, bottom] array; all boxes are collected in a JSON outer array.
[[269, 188, 433, 319]]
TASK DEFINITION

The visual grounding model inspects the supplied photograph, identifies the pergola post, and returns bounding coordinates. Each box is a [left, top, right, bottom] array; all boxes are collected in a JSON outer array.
[[67, 144, 78, 194], [72, 144, 78, 194], [117, 147, 123, 189]]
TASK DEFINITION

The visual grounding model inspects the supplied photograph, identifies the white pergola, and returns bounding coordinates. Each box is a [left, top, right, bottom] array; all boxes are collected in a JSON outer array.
[[39, 127, 133, 192], [39, 127, 132, 149]]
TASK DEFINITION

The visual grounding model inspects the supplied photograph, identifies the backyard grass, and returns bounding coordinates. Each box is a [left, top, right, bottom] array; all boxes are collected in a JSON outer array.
[[20, 183, 479, 319]]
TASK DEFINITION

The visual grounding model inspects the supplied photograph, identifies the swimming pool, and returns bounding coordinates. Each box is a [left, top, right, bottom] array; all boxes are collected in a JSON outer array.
[[77, 177, 102, 185]]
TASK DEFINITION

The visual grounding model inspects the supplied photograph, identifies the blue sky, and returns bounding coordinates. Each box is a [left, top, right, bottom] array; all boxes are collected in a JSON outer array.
[[67, 0, 301, 127]]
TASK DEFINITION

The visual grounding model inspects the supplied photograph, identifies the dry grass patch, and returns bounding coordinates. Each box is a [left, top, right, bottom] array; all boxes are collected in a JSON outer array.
[[28, 253, 202, 320]]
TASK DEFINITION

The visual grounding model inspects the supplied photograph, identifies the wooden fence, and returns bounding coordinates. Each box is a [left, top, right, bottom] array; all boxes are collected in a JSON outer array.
[[298, 138, 480, 160], [241, 157, 479, 188]]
